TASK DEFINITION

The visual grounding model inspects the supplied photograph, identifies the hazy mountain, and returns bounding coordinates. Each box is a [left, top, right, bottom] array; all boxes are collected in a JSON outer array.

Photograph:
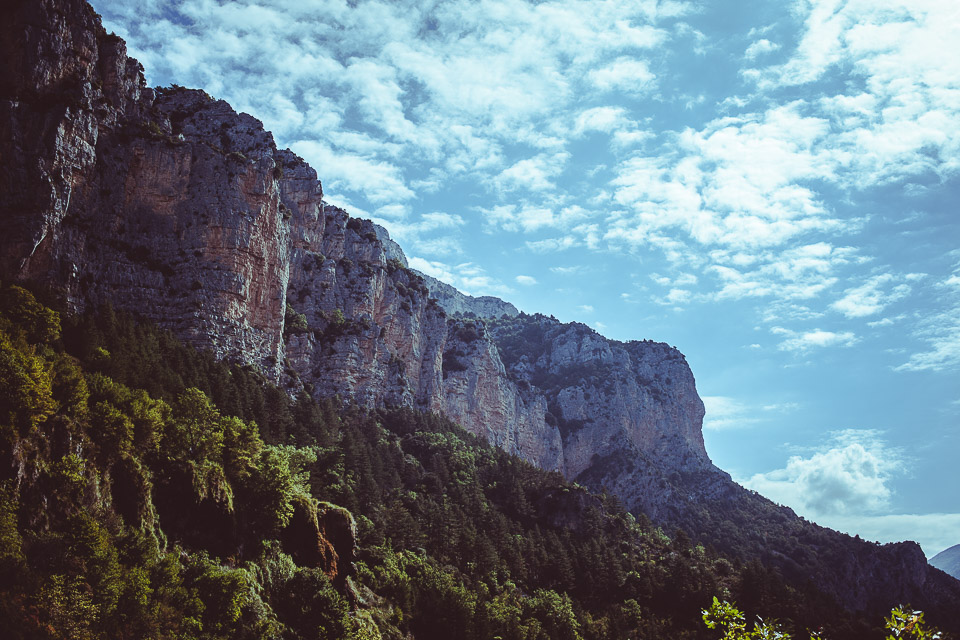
[[932, 544, 960, 581]]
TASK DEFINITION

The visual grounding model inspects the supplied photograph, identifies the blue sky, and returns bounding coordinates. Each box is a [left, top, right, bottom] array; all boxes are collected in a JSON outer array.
[[96, 0, 960, 557]]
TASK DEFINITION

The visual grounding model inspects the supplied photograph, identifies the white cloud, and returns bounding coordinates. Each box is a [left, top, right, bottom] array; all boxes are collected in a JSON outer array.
[[588, 57, 657, 94], [897, 268, 960, 372], [409, 258, 513, 298], [290, 140, 414, 203], [574, 106, 630, 136], [702, 395, 797, 430], [742, 430, 960, 557], [515, 275, 538, 286], [651, 272, 698, 287], [101, 0, 695, 217], [550, 265, 585, 275], [743, 429, 901, 516], [493, 152, 570, 193], [605, 102, 870, 304], [577, 304, 594, 313], [744, 38, 780, 60], [751, 0, 960, 188], [771, 326, 859, 352], [830, 274, 913, 318], [659, 288, 692, 305], [409, 256, 457, 283], [702, 396, 756, 431], [483, 204, 556, 233], [375, 211, 465, 257], [527, 237, 579, 253]]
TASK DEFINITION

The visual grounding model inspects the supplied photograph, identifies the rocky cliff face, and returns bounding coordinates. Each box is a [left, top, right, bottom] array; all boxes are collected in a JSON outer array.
[[280, 208, 562, 470], [415, 271, 520, 319], [480, 313, 722, 520], [0, 0, 702, 483], [1, 0, 291, 378], [3, 0, 958, 622]]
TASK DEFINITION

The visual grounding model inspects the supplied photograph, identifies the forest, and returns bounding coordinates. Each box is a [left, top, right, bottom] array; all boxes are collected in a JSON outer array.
[[0, 282, 944, 639]]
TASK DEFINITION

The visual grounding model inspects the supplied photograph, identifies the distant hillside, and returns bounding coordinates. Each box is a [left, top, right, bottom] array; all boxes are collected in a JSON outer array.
[[932, 544, 960, 580]]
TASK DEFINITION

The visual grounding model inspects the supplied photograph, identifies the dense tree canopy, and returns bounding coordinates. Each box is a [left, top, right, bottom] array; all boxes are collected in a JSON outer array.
[[0, 282, 949, 639]]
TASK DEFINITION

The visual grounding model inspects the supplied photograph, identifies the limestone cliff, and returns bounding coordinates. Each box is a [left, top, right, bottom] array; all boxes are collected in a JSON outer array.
[[281, 209, 561, 470]]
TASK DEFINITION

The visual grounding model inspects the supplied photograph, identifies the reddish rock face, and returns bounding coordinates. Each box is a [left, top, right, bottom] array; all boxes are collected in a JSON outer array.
[[281, 498, 356, 589]]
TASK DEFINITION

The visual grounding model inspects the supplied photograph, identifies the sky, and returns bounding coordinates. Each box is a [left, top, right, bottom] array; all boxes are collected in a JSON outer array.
[[96, 0, 960, 557]]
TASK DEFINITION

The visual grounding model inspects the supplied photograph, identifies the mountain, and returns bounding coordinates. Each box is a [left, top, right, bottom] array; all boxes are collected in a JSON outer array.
[[932, 545, 960, 581], [2, 0, 960, 633]]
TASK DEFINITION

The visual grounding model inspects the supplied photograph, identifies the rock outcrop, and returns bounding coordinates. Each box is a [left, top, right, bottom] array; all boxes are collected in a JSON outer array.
[[282, 497, 357, 589], [415, 271, 520, 319], [1, 0, 291, 378], [481, 313, 721, 520]]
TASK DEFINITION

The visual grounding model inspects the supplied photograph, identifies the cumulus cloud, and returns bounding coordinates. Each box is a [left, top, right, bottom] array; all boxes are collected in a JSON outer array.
[[744, 430, 901, 516], [574, 106, 630, 136], [742, 431, 960, 556], [744, 38, 780, 60], [515, 275, 538, 286], [409, 256, 457, 283], [493, 152, 571, 193], [483, 204, 556, 233], [588, 57, 657, 94]]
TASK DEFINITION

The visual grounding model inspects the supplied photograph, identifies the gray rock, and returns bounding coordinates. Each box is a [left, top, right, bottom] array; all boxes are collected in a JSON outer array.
[[415, 271, 520, 319]]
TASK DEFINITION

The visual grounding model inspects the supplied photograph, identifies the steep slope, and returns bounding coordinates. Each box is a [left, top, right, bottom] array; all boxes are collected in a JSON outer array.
[[2, 0, 959, 630], [932, 544, 960, 581]]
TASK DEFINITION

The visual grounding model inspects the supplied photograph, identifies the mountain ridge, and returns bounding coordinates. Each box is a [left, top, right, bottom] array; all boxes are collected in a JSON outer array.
[[931, 544, 960, 581]]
